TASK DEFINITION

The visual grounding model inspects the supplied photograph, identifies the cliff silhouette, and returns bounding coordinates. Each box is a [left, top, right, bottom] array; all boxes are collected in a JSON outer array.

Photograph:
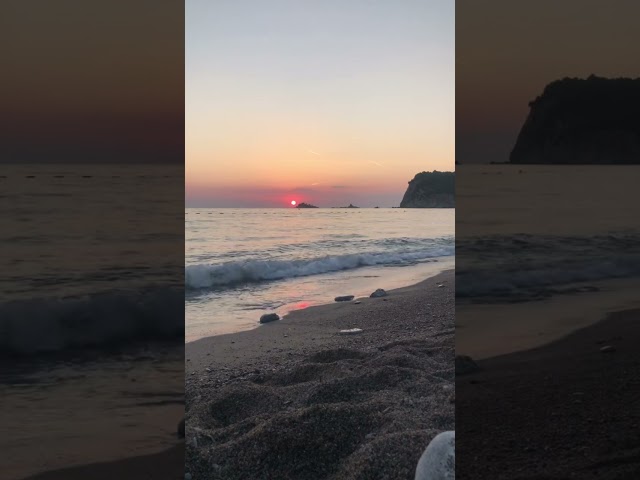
[[399, 171, 454, 208], [510, 75, 640, 164]]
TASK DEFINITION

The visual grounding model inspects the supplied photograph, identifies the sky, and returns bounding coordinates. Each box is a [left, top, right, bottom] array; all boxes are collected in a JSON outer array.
[[456, 0, 640, 164], [186, 0, 454, 207], [1, 0, 184, 163]]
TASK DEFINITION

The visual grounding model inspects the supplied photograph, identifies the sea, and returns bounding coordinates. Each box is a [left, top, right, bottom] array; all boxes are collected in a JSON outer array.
[[0, 164, 184, 478], [456, 164, 640, 305], [186, 208, 454, 340]]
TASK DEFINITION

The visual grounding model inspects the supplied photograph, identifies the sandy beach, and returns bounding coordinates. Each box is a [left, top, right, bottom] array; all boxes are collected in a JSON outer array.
[[185, 270, 454, 479], [456, 280, 640, 479]]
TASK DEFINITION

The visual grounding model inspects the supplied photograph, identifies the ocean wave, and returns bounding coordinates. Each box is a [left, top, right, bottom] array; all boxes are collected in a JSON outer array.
[[186, 246, 455, 290], [0, 288, 183, 356], [457, 233, 640, 301]]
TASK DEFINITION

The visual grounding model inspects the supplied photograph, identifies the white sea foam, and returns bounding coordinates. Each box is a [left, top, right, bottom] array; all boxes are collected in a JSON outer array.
[[0, 288, 183, 355], [186, 247, 454, 290]]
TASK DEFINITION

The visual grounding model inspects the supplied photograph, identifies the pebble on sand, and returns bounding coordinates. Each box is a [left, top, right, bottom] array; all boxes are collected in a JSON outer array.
[[370, 288, 388, 298], [335, 295, 355, 302], [260, 313, 280, 324], [600, 345, 616, 353]]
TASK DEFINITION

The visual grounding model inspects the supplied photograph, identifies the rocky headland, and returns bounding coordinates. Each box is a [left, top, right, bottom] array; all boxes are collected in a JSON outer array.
[[399, 171, 455, 208], [510, 75, 640, 164]]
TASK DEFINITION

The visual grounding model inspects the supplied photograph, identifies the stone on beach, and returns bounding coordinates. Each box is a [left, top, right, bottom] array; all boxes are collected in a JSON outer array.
[[600, 345, 616, 353], [335, 295, 355, 302], [370, 288, 388, 298], [260, 313, 280, 324], [415, 431, 455, 480]]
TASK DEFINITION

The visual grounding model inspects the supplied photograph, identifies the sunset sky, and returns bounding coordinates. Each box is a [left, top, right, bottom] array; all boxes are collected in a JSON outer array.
[[186, 0, 454, 207], [456, 0, 640, 164]]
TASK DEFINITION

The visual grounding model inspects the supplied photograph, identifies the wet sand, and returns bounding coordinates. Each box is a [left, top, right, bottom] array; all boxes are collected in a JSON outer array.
[[456, 277, 640, 360], [186, 270, 454, 479], [21, 445, 183, 480], [457, 308, 640, 479]]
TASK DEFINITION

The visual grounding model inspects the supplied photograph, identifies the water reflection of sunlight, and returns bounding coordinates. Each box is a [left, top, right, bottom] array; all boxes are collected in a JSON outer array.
[[291, 301, 311, 311]]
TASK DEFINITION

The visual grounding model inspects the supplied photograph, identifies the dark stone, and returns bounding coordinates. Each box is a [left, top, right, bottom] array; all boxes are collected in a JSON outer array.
[[259, 313, 280, 324], [334, 295, 355, 302], [370, 288, 388, 298]]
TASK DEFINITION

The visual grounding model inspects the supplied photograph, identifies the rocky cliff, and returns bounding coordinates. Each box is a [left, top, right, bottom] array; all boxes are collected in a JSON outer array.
[[510, 76, 640, 164], [399, 171, 455, 208]]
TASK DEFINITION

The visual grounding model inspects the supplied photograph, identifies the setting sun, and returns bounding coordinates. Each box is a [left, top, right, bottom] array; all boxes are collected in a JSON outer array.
[[291, 200, 297, 206]]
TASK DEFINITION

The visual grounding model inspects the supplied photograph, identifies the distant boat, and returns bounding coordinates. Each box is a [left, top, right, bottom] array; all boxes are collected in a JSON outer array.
[[296, 202, 318, 209]]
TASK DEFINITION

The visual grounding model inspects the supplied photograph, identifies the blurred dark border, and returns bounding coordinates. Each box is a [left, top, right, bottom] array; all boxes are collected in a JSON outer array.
[[0, 1, 184, 479], [456, 1, 640, 478]]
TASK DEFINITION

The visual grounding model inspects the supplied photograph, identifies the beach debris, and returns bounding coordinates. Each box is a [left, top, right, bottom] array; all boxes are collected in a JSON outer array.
[[339, 328, 363, 335], [260, 313, 280, 324], [335, 295, 355, 302], [178, 417, 185, 438], [415, 431, 455, 480], [353, 301, 362, 304], [455, 355, 480, 375], [600, 345, 616, 353], [370, 288, 388, 298], [437, 284, 445, 288]]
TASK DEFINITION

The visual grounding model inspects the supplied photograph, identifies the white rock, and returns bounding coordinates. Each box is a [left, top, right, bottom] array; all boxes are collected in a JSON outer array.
[[415, 431, 455, 480]]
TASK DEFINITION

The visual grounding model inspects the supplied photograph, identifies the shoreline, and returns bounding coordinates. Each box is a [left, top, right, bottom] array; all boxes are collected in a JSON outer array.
[[457, 306, 640, 479], [456, 276, 640, 360], [185, 256, 454, 341], [186, 269, 453, 373], [20, 445, 184, 480], [1, 346, 184, 480], [186, 270, 454, 479]]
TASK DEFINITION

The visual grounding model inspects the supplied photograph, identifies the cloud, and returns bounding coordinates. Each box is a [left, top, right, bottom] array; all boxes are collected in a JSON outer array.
[[331, 185, 348, 189], [311, 182, 320, 186], [307, 149, 321, 156], [368, 160, 384, 167]]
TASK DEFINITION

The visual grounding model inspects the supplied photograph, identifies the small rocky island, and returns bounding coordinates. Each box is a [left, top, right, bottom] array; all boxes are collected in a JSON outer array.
[[295, 202, 318, 209], [510, 75, 640, 164], [399, 171, 455, 208], [332, 203, 359, 209]]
